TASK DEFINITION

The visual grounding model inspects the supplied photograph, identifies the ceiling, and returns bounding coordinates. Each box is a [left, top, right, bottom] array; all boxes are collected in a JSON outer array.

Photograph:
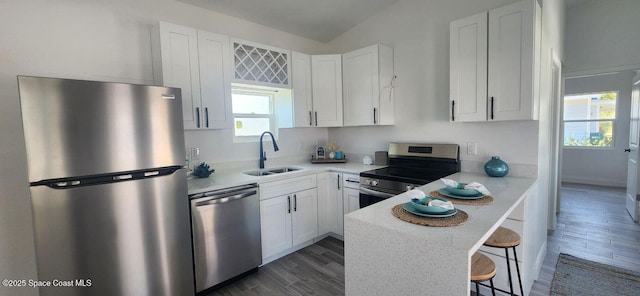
[[178, 0, 400, 43]]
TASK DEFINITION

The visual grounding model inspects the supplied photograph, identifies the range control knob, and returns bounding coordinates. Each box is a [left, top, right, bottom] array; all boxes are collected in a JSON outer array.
[[370, 180, 378, 186], [406, 185, 415, 191]]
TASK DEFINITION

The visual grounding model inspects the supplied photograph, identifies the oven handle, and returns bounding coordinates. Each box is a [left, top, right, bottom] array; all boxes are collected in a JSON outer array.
[[359, 187, 396, 199]]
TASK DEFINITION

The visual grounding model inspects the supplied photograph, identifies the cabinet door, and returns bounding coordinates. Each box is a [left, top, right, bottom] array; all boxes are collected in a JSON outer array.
[[343, 45, 378, 126], [260, 195, 292, 259], [330, 173, 344, 236], [292, 52, 314, 127], [449, 12, 488, 122], [343, 187, 360, 216], [316, 172, 330, 235], [311, 55, 343, 127], [159, 22, 202, 129], [291, 188, 318, 245], [488, 0, 537, 121], [197, 30, 233, 129]]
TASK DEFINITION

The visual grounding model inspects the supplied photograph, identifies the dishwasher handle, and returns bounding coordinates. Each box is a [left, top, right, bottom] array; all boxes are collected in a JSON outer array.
[[194, 189, 257, 207]]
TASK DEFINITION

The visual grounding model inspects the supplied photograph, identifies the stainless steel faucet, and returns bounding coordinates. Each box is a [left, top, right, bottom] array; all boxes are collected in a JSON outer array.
[[259, 131, 279, 169]]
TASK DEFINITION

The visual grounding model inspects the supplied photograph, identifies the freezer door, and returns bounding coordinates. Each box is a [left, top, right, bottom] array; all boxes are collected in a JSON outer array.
[[30, 169, 194, 296], [18, 76, 185, 182]]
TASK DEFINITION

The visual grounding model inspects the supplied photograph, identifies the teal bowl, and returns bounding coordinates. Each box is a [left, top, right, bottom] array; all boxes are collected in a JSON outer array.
[[410, 198, 451, 214], [444, 186, 481, 197]]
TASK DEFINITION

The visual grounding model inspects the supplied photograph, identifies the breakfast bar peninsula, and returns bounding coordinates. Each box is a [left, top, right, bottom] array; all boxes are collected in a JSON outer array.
[[344, 172, 541, 296]]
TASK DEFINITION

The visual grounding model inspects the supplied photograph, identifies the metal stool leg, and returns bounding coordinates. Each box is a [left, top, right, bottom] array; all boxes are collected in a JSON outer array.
[[512, 246, 524, 296], [475, 282, 481, 296], [505, 248, 514, 296], [490, 278, 496, 296]]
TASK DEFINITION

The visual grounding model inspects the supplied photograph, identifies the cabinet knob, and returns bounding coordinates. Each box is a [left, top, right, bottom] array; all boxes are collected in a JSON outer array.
[[625, 148, 632, 152]]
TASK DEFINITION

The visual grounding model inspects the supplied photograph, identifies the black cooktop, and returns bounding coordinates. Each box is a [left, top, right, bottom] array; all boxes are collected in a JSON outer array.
[[360, 166, 455, 185]]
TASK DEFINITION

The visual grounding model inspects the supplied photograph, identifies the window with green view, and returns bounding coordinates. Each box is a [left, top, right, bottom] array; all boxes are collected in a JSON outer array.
[[563, 92, 617, 147]]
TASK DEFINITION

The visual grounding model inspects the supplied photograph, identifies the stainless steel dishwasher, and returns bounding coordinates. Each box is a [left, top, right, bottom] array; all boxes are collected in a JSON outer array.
[[189, 183, 261, 292]]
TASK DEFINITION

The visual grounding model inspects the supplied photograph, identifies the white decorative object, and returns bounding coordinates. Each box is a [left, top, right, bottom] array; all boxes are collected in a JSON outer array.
[[362, 155, 373, 165]]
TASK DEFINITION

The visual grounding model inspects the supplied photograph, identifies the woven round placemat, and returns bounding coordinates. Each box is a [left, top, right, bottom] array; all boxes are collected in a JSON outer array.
[[429, 190, 494, 206], [391, 204, 468, 227]]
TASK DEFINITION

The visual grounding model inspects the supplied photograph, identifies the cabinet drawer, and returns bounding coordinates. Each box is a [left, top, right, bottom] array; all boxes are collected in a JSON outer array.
[[260, 175, 317, 200], [343, 173, 360, 189]]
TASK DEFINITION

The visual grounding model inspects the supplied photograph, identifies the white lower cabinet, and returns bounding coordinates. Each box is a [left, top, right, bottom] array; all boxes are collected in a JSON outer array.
[[343, 188, 360, 215], [260, 195, 292, 259], [260, 175, 318, 261], [343, 173, 361, 215], [317, 172, 343, 236]]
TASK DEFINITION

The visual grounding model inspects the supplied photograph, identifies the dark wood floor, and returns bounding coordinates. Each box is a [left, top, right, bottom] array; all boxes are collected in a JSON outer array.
[[206, 183, 640, 296], [530, 183, 640, 296], [204, 237, 345, 296]]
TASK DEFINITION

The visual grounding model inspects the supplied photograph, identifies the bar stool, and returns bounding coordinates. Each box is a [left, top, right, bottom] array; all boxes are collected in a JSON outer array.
[[483, 226, 523, 296], [471, 252, 496, 296]]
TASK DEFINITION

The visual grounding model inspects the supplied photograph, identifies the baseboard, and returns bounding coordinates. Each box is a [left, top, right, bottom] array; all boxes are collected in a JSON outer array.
[[561, 176, 626, 188], [534, 240, 548, 280], [261, 239, 315, 265]]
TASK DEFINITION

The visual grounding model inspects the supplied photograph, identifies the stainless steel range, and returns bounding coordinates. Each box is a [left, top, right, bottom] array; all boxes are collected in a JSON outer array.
[[359, 143, 460, 208]]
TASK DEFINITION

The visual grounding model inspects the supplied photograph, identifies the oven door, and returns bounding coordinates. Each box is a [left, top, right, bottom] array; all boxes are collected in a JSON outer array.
[[359, 186, 398, 208]]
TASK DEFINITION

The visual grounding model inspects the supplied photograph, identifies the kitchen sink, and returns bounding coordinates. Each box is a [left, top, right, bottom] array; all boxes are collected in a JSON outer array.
[[243, 167, 301, 176]]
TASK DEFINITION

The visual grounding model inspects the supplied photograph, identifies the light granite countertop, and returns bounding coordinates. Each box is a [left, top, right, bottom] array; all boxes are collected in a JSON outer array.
[[345, 172, 537, 296], [187, 161, 384, 195]]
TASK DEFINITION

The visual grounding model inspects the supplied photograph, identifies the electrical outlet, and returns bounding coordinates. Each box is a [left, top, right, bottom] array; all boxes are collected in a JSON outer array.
[[466, 142, 477, 155]]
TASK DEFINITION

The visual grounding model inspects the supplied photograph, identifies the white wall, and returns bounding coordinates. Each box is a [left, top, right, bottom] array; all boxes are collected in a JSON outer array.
[[562, 0, 640, 186], [0, 1, 328, 295], [562, 71, 635, 187], [564, 0, 640, 75]]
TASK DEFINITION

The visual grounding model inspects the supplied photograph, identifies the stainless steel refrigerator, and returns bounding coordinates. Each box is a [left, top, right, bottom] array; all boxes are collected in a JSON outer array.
[[18, 76, 195, 296]]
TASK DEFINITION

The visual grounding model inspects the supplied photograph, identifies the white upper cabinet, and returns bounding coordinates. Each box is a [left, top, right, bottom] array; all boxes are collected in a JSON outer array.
[[311, 55, 343, 127], [450, 0, 541, 122], [343, 44, 395, 126], [159, 22, 201, 129], [159, 22, 233, 129], [449, 12, 488, 122], [197, 31, 233, 129], [291, 52, 314, 127], [488, 0, 540, 121]]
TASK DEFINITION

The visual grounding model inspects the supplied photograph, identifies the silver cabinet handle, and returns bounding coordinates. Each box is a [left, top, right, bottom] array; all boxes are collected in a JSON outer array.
[[373, 108, 377, 124], [451, 100, 455, 121], [205, 107, 209, 128], [195, 190, 256, 207], [196, 107, 201, 128], [294, 194, 297, 212]]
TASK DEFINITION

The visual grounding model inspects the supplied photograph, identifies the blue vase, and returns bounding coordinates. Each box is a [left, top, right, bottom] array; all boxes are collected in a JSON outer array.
[[484, 156, 509, 177]]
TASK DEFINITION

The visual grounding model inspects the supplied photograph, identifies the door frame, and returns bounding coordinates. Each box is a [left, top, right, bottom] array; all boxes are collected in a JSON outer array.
[[548, 49, 563, 230]]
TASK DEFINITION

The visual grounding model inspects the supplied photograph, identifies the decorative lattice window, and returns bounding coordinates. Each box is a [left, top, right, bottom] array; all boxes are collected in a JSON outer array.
[[233, 42, 289, 86]]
